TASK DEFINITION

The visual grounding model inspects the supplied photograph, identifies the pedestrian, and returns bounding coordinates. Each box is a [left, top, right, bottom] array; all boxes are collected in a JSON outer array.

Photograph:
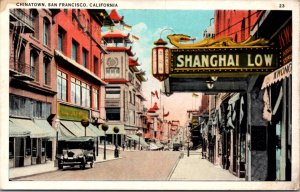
[[122, 143, 125, 151]]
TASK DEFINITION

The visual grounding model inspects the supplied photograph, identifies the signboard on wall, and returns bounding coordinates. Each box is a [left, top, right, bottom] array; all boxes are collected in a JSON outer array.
[[59, 103, 89, 121], [169, 47, 281, 76]]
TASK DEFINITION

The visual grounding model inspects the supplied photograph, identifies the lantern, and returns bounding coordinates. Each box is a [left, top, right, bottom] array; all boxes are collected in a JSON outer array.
[[152, 38, 170, 81]]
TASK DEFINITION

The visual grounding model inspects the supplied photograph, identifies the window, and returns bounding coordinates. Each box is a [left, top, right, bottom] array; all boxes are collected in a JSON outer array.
[[106, 108, 120, 121], [71, 77, 91, 107], [106, 67, 120, 78], [82, 48, 88, 68], [43, 18, 50, 46], [57, 70, 67, 101], [105, 87, 120, 99], [129, 110, 135, 125], [133, 93, 136, 105], [94, 56, 99, 75], [44, 57, 51, 85], [30, 50, 38, 79], [58, 26, 66, 52], [25, 137, 31, 156], [30, 9, 39, 39], [9, 138, 14, 159], [93, 88, 99, 110], [129, 91, 132, 104], [72, 40, 78, 61]]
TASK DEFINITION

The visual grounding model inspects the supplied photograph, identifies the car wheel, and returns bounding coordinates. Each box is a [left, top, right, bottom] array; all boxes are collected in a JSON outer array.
[[81, 157, 86, 170]]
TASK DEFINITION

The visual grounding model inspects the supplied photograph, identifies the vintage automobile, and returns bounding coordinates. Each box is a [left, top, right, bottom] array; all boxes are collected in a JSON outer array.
[[56, 136, 95, 170]]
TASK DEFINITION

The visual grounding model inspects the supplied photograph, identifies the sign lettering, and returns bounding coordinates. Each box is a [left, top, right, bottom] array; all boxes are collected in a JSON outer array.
[[170, 48, 281, 75]]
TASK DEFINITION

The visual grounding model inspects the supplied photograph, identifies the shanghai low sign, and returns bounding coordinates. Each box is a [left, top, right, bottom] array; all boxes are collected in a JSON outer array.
[[169, 48, 281, 76]]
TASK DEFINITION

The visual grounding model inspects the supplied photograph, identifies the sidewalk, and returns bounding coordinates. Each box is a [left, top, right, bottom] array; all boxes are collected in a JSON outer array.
[[9, 146, 121, 180], [169, 151, 245, 181]]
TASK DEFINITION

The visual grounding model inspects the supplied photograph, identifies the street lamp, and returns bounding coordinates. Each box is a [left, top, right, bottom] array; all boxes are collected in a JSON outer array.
[[136, 130, 143, 150], [101, 123, 108, 160], [152, 38, 170, 81], [113, 126, 119, 158], [81, 118, 90, 136]]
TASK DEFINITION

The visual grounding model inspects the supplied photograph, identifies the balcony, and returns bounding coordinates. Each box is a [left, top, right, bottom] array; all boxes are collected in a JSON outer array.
[[10, 9, 34, 33], [105, 99, 121, 108], [10, 60, 35, 81]]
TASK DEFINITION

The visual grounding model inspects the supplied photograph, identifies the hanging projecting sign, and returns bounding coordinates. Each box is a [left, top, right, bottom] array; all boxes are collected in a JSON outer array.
[[169, 47, 281, 76]]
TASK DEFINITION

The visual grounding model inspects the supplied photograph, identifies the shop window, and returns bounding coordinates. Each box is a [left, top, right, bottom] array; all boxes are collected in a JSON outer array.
[[42, 139, 46, 156], [32, 139, 37, 157], [9, 138, 14, 159], [57, 70, 67, 101], [25, 137, 31, 156], [106, 108, 120, 121]]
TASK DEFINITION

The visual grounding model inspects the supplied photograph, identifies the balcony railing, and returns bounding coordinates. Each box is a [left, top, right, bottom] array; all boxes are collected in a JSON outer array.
[[10, 9, 34, 31], [10, 60, 35, 80]]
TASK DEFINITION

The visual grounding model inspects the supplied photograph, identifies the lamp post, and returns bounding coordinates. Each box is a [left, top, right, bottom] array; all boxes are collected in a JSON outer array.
[[92, 118, 101, 158], [113, 126, 119, 158], [101, 123, 108, 160], [136, 130, 143, 150], [81, 118, 90, 136]]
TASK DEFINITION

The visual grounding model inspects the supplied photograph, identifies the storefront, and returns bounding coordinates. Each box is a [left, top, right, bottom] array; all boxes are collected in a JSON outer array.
[[9, 118, 55, 168]]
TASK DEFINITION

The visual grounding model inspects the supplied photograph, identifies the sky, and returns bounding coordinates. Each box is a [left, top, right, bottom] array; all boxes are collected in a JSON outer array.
[[117, 9, 214, 125]]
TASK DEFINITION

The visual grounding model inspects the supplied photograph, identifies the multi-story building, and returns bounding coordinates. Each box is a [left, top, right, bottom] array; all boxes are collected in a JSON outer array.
[[53, 9, 113, 155], [201, 10, 292, 181], [101, 10, 147, 149], [9, 9, 58, 167]]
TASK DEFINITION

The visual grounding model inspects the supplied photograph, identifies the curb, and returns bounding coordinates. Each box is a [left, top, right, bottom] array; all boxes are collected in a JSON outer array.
[[9, 157, 123, 180], [167, 153, 182, 180]]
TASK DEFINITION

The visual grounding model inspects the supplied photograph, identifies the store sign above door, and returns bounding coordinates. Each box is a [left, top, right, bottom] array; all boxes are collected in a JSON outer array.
[[152, 35, 282, 81], [169, 47, 281, 76]]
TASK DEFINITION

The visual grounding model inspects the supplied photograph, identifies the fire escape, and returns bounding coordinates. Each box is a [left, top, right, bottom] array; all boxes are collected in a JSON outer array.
[[9, 9, 35, 81]]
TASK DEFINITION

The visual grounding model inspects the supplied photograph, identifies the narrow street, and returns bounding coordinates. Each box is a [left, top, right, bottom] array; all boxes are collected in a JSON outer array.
[[13, 151, 181, 181], [12, 150, 242, 181]]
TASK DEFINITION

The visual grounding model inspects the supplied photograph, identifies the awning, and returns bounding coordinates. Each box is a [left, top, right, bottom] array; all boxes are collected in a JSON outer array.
[[60, 121, 83, 137], [126, 135, 149, 147], [101, 124, 126, 134], [261, 62, 292, 89], [33, 119, 56, 138], [9, 120, 30, 137], [10, 118, 50, 138], [58, 124, 75, 138], [73, 122, 101, 137], [88, 124, 105, 136]]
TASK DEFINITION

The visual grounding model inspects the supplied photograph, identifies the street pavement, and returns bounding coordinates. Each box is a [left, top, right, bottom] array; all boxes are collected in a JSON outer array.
[[10, 149, 243, 181], [11, 151, 181, 181], [170, 150, 245, 181]]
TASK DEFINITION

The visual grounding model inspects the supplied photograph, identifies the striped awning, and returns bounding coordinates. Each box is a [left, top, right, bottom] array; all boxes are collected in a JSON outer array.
[[126, 135, 149, 147], [74, 122, 102, 137], [60, 121, 83, 137], [10, 118, 50, 138], [33, 119, 56, 138], [9, 120, 30, 137]]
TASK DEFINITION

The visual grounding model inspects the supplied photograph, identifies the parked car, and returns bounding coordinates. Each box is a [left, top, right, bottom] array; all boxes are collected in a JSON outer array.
[[56, 137, 95, 170], [173, 143, 182, 151]]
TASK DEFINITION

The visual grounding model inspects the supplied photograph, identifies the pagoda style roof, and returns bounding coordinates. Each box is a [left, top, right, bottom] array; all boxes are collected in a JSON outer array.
[[103, 33, 130, 39], [109, 9, 124, 23], [129, 57, 140, 67], [106, 46, 134, 56]]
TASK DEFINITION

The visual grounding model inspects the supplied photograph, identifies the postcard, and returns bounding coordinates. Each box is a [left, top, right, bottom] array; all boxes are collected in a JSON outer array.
[[0, 0, 299, 190]]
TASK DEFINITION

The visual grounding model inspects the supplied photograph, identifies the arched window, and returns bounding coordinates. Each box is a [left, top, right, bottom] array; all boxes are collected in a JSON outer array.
[[43, 17, 50, 46], [30, 9, 39, 39]]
